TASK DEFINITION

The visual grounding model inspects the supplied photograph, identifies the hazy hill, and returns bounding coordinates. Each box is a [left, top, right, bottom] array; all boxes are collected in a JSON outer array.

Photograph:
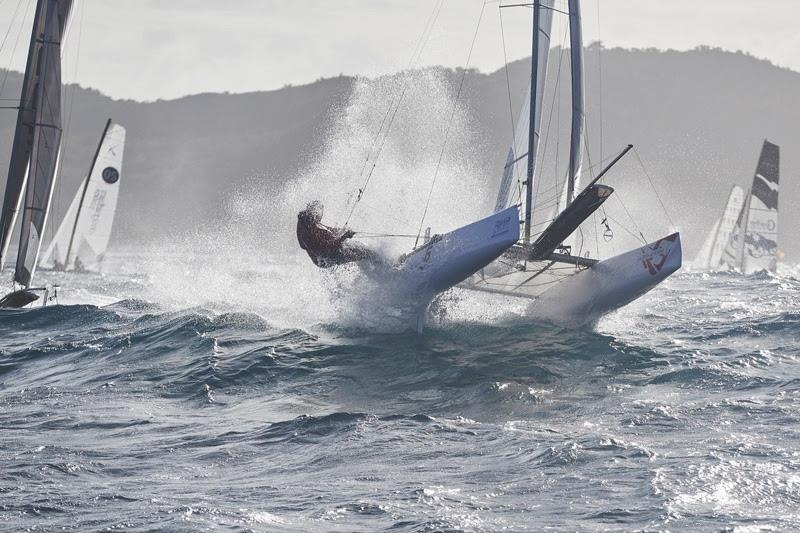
[[0, 46, 798, 259]]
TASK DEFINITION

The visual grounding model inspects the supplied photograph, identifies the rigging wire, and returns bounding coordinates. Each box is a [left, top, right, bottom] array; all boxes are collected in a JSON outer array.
[[528, 20, 569, 223], [342, 0, 446, 227], [632, 146, 677, 229], [0, 0, 33, 99], [50, 0, 85, 245], [414, 0, 488, 247], [0, 0, 25, 59], [594, 0, 604, 158], [499, 9, 516, 144]]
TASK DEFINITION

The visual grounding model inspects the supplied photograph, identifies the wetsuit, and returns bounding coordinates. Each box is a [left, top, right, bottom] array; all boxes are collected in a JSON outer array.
[[296, 219, 376, 268]]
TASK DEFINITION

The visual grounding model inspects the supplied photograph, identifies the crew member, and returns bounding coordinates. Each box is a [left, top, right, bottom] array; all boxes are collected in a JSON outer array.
[[296, 201, 377, 267]]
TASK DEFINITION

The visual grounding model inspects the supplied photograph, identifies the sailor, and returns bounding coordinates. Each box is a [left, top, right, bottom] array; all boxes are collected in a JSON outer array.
[[296, 201, 378, 268]]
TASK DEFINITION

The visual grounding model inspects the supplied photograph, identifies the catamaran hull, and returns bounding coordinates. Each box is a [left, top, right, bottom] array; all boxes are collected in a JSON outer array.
[[0, 288, 40, 309], [362, 206, 520, 332], [527, 232, 682, 326]]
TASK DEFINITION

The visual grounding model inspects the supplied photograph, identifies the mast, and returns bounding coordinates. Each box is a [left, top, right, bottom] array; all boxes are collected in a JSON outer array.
[[64, 119, 112, 269], [524, 0, 541, 244], [566, 0, 584, 207], [708, 185, 739, 268]]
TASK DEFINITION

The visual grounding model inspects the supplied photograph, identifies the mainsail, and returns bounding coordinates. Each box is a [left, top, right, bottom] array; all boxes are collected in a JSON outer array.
[[701, 185, 745, 270], [0, 0, 72, 287], [41, 120, 126, 272]]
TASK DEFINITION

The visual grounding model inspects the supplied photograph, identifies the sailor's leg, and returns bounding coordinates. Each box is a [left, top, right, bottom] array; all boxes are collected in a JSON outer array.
[[340, 243, 382, 265]]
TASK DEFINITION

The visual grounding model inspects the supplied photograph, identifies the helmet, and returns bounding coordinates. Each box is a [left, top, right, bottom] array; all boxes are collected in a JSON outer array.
[[299, 200, 323, 223]]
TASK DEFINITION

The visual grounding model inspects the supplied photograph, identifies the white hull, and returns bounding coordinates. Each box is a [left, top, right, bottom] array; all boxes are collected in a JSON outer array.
[[362, 206, 520, 332], [527, 233, 682, 326]]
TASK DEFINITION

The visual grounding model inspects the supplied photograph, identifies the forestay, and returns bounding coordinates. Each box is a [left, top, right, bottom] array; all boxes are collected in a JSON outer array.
[[41, 121, 126, 272]]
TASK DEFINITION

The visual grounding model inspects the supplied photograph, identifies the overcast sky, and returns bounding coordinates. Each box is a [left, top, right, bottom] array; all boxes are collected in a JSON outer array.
[[0, 0, 798, 102]]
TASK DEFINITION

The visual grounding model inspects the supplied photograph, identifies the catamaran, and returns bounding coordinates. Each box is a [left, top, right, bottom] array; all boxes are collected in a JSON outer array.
[[696, 140, 780, 274], [0, 0, 72, 309], [463, 0, 682, 325], [40, 119, 126, 272]]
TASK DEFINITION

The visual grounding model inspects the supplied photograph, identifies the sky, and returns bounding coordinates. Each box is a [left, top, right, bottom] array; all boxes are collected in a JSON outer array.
[[0, 0, 798, 102]]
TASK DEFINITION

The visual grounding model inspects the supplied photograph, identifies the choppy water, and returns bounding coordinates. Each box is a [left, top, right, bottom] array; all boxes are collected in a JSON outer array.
[[2, 256, 799, 531]]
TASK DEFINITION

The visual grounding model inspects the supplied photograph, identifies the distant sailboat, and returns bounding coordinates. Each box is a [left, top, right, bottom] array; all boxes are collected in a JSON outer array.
[[0, 0, 73, 309], [716, 140, 780, 274], [40, 119, 126, 272], [463, 0, 681, 325]]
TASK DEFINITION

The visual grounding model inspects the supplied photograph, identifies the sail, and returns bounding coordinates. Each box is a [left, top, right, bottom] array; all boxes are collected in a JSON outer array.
[[719, 200, 747, 271], [694, 217, 720, 269], [12, 0, 72, 287], [494, 0, 555, 223], [742, 140, 779, 274], [566, 0, 584, 206], [0, 1, 49, 269], [706, 185, 745, 269], [41, 121, 126, 272]]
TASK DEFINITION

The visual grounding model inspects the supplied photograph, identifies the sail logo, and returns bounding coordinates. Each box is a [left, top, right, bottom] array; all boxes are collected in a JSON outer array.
[[744, 233, 777, 258], [88, 190, 108, 232], [748, 218, 776, 232], [102, 166, 119, 184], [641, 233, 678, 275], [491, 215, 512, 238]]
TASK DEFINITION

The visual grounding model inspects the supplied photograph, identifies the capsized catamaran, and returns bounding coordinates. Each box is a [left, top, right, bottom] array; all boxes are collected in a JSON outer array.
[[715, 140, 780, 274], [462, 0, 681, 325], [40, 119, 126, 272], [0, 0, 72, 309]]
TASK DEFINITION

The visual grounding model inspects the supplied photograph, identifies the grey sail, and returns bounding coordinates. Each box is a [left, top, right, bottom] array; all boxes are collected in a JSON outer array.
[[707, 185, 745, 269], [0, 1, 50, 269], [13, 0, 72, 287]]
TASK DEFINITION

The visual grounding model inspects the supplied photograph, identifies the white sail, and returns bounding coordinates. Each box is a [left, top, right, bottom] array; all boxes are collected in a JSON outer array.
[[41, 121, 126, 272], [693, 217, 720, 269], [706, 185, 745, 269], [494, 0, 555, 225], [742, 140, 779, 274]]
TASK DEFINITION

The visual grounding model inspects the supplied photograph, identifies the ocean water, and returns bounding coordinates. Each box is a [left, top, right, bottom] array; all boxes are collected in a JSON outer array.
[[1, 252, 799, 532]]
